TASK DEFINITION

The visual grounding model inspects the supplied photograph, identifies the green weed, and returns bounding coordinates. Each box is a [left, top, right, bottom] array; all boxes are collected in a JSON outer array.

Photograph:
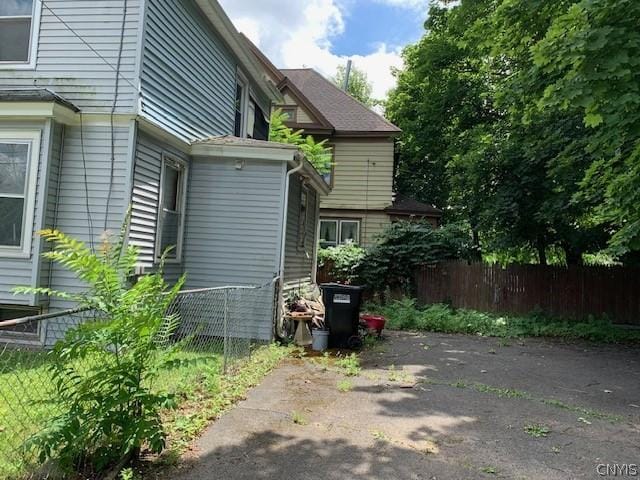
[[524, 423, 551, 438], [337, 379, 354, 392], [368, 298, 640, 343], [291, 411, 308, 425], [335, 353, 361, 376]]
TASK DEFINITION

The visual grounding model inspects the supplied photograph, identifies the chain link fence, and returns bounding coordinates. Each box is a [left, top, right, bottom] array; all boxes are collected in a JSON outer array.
[[0, 281, 276, 479]]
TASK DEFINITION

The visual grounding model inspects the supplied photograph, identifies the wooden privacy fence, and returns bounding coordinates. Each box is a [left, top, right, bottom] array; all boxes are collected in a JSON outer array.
[[415, 261, 640, 325]]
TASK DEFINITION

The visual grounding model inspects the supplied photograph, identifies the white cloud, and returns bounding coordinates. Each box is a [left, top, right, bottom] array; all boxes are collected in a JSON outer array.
[[218, 0, 404, 100], [372, 0, 429, 10]]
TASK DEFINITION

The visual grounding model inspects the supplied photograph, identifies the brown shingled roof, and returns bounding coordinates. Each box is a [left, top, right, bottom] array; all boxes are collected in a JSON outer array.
[[279, 68, 401, 136], [385, 194, 443, 217]]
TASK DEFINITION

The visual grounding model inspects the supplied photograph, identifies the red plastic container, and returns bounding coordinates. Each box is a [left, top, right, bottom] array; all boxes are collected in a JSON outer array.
[[361, 314, 386, 336]]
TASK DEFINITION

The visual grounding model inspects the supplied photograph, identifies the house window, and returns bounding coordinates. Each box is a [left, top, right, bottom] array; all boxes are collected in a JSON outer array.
[[319, 219, 360, 248], [0, 130, 40, 257], [234, 76, 248, 137], [340, 221, 360, 244], [0, 305, 40, 337], [156, 155, 187, 262], [321, 144, 335, 187], [0, 0, 41, 66], [279, 106, 297, 123], [298, 186, 308, 249]]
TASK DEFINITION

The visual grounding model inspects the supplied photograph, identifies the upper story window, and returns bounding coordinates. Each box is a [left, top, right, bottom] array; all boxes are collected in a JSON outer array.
[[156, 155, 188, 263], [279, 106, 297, 123], [234, 75, 248, 137], [0, 130, 41, 257], [0, 0, 41, 68]]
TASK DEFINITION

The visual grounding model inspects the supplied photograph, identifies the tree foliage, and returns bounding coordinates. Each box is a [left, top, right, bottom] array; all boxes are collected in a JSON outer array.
[[386, 0, 640, 264], [269, 108, 333, 174], [332, 64, 377, 107], [356, 221, 475, 294]]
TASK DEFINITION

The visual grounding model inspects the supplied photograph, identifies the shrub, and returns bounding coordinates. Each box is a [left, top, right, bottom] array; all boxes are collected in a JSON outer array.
[[15, 223, 187, 473], [357, 221, 475, 294], [317, 243, 366, 283], [370, 298, 640, 343]]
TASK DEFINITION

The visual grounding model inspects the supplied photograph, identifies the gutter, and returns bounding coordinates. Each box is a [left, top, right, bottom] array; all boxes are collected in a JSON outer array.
[[275, 154, 304, 337]]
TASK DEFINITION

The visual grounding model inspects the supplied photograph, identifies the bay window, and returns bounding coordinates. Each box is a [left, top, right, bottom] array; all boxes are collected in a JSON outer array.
[[0, 130, 40, 257], [156, 155, 187, 262], [0, 0, 41, 67]]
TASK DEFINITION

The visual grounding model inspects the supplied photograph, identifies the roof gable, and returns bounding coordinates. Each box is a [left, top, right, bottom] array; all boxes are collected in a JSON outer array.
[[280, 68, 401, 136]]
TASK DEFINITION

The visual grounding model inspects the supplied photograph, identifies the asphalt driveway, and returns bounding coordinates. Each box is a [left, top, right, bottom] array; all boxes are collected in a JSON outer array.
[[165, 332, 640, 479]]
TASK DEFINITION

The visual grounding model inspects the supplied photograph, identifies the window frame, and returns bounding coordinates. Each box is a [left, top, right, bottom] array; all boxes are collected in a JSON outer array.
[[321, 143, 335, 188], [278, 106, 298, 123], [298, 185, 309, 250], [0, 304, 42, 342], [319, 218, 361, 248], [234, 72, 250, 138], [0, 129, 41, 258], [155, 154, 188, 264], [0, 0, 42, 70]]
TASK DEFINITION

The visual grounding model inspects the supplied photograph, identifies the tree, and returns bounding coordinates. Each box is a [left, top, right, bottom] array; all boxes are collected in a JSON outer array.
[[332, 64, 376, 107], [386, 0, 621, 265], [532, 0, 640, 257], [269, 109, 332, 173]]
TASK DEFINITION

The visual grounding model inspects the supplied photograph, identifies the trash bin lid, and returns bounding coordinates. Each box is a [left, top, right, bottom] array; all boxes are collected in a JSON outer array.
[[320, 283, 364, 291]]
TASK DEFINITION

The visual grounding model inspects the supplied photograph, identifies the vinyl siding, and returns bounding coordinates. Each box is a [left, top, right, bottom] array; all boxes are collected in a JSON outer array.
[[140, 0, 237, 141], [284, 173, 318, 286], [320, 209, 391, 247], [0, 0, 141, 112], [38, 122, 65, 295], [182, 157, 284, 340], [320, 139, 395, 210], [47, 124, 132, 310], [130, 129, 189, 285], [0, 120, 49, 305], [282, 93, 314, 124]]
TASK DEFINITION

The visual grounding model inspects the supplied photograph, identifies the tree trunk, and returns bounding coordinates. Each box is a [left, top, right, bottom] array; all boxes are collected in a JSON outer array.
[[471, 229, 482, 261], [563, 244, 583, 266], [536, 238, 547, 266]]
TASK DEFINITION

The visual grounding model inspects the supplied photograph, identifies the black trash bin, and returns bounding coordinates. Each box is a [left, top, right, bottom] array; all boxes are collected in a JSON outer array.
[[321, 283, 364, 349]]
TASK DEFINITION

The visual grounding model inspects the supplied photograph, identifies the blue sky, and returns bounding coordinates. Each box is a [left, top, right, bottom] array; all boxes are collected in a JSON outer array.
[[219, 0, 430, 100], [332, 1, 426, 57]]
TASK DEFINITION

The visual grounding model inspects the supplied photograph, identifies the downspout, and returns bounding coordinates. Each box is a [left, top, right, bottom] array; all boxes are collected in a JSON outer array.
[[275, 154, 304, 337]]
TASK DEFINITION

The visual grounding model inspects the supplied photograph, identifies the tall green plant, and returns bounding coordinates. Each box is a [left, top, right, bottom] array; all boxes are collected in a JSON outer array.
[[318, 243, 366, 283], [357, 221, 474, 294], [14, 223, 186, 473], [269, 109, 332, 173]]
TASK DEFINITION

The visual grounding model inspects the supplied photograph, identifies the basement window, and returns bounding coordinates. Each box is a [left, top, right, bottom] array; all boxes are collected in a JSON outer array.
[[0, 0, 41, 68]]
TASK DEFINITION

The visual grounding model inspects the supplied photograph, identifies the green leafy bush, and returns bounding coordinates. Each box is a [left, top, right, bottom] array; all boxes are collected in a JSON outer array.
[[269, 109, 332, 173], [357, 221, 475, 294], [15, 224, 187, 473], [370, 299, 640, 343], [318, 243, 366, 283]]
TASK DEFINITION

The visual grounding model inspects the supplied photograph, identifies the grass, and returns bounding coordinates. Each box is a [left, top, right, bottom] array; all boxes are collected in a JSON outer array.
[[291, 411, 308, 426], [337, 379, 353, 392], [426, 378, 622, 423], [335, 353, 361, 377], [0, 343, 292, 478], [369, 298, 640, 343], [524, 423, 551, 438]]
